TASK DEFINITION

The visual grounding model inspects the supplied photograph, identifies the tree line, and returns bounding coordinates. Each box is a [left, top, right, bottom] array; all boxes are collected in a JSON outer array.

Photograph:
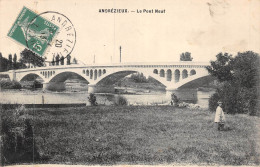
[[0, 49, 78, 72], [0, 52, 25, 72], [50, 54, 78, 66]]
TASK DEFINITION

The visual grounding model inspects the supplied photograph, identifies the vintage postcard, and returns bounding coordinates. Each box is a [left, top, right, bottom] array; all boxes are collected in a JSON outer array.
[[0, 0, 259, 167]]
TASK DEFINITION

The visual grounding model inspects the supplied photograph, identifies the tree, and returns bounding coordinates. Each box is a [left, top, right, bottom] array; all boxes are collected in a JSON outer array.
[[67, 54, 71, 65], [13, 54, 17, 69], [55, 54, 60, 65], [8, 54, 13, 70], [180, 52, 193, 61], [0, 53, 9, 72], [20, 48, 45, 67], [206, 51, 260, 115], [73, 57, 78, 64], [206, 53, 234, 82], [0, 52, 26, 71], [51, 56, 55, 66], [232, 51, 259, 89], [130, 72, 148, 83], [8, 54, 12, 62], [60, 56, 64, 65], [13, 54, 17, 64]]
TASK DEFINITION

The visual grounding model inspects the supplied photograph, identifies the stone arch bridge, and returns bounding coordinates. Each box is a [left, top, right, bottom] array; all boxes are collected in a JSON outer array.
[[1, 62, 212, 93]]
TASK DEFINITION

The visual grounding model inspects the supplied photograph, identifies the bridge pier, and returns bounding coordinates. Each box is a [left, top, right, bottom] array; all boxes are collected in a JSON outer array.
[[8, 70, 16, 81], [42, 82, 49, 91], [88, 84, 96, 94]]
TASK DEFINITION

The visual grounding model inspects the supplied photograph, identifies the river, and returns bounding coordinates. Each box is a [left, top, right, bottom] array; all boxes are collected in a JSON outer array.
[[0, 88, 215, 108]]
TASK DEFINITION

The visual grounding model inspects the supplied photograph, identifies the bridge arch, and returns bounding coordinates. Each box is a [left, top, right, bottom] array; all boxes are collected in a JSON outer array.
[[160, 69, 165, 77], [44, 71, 47, 78], [190, 69, 196, 76], [95, 70, 136, 86], [182, 69, 188, 79], [166, 69, 172, 81], [20, 73, 44, 82], [153, 69, 158, 74], [167, 73, 212, 90], [98, 69, 102, 77], [174, 69, 180, 83], [178, 75, 215, 89], [90, 70, 93, 79], [93, 69, 169, 87], [46, 71, 90, 83], [94, 70, 97, 80]]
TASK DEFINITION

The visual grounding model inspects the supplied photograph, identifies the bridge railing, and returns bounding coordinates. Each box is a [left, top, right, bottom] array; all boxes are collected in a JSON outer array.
[[0, 62, 210, 73]]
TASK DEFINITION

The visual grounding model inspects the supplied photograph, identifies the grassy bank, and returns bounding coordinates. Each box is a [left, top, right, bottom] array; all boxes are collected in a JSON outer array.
[[3, 106, 260, 165]]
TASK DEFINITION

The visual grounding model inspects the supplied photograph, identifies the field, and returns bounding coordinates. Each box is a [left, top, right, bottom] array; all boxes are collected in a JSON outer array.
[[3, 106, 260, 165]]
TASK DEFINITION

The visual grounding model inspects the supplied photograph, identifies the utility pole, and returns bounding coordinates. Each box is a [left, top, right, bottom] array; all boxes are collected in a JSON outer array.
[[93, 55, 95, 64], [119, 46, 122, 63]]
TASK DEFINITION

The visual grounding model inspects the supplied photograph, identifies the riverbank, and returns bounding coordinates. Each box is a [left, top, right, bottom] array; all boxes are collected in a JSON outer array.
[[2, 106, 259, 165], [0, 88, 214, 108]]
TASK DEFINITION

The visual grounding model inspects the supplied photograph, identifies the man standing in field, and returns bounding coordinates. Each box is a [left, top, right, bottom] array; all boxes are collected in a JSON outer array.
[[214, 101, 225, 131]]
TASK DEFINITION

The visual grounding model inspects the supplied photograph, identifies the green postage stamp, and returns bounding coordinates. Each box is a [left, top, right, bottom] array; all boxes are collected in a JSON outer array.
[[7, 7, 59, 56]]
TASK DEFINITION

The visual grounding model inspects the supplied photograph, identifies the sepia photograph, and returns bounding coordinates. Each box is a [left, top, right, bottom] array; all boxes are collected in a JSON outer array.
[[0, 0, 259, 166]]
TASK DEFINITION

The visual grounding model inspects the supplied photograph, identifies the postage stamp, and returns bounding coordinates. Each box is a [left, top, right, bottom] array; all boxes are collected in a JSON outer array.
[[7, 6, 59, 56], [35, 11, 77, 62]]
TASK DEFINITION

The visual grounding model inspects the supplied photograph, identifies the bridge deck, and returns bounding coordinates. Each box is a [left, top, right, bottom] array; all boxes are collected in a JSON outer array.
[[0, 62, 210, 73]]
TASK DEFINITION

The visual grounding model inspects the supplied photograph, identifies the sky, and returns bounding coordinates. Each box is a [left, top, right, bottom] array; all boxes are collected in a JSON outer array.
[[0, 0, 260, 64]]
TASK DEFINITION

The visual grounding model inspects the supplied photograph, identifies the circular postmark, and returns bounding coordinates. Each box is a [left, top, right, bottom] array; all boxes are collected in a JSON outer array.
[[26, 11, 76, 63]]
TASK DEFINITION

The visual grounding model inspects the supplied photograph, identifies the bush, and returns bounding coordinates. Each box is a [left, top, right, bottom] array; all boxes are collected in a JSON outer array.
[[170, 93, 179, 107], [1, 105, 40, 165], [0, 80, 21, 89], [208, 83, 257, 115], [88, 93, 98, 106], [114, 95, 128, 106], [234, 87, 257, 115], [130, 72, 148, 83], [208, 91, 220, 112], [0, 103, 20, 110]]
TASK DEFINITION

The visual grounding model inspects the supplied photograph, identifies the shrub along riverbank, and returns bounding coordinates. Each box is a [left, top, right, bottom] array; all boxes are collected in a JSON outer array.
[[0, 80, 21, 89], [1, 105, 259, 165]]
